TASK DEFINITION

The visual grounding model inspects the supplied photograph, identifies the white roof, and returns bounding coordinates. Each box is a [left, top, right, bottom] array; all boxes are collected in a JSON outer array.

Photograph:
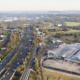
[[48, 47, 63, 55], [59, 43, 80, 50], [37, 31, 42, 35], [71, 51, 80, 60], [56, 48, 69, 57], [58, 24, 62, 27], [62, 48, 77, 58], [36, 28, 39, 31], [51, 39, 62, 42]]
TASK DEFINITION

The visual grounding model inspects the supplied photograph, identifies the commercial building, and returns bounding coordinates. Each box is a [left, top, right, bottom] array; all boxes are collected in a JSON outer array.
[[50, 39, 65, 45], [47, 43, 80, 63]]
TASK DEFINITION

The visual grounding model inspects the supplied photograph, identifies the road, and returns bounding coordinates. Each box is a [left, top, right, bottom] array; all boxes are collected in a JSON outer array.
[[0, 26, 27, 74], [20, 45, 39, 80], [0, 25, 32, 80]]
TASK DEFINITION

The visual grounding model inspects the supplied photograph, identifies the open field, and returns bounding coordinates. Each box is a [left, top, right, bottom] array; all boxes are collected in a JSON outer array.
[[42, 69, 80, 80], [49, 29, 80, 35], [43, 23, 58, 29], [43, 60, 80, 74], [65, 22, 80, 26]]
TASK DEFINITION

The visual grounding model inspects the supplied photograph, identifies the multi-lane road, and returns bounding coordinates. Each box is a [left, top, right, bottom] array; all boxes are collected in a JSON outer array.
[[0, 24, 32, 80], [0, 26, 27, 74], [20, 45, 39, 80]]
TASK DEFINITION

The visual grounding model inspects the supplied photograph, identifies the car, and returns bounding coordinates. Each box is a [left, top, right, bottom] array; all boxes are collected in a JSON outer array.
[[7, 73, 9, 75], [22, 58, 24, 60], [29, 39, 32, 41], [20, 52, 22, 54], [9, 54, 11, 56], [3, 75, 5, 77], [13, 69, 16, 71], [17, 62, 19, 64]]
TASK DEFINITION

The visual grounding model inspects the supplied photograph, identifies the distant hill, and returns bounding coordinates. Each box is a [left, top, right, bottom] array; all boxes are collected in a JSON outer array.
[[49, 10, 80, 15]]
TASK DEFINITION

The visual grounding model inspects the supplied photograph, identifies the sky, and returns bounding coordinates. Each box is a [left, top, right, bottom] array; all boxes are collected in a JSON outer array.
[[0, 0, 80, 11]]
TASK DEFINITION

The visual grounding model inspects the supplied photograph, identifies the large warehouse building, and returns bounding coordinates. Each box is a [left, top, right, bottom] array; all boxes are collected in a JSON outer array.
[[47, 43, 80, 63]]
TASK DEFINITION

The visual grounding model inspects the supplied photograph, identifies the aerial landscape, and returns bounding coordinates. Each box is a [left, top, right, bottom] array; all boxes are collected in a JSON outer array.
[[0, 0, 80, 80]]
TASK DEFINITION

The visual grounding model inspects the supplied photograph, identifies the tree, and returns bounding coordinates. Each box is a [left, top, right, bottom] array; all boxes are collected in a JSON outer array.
[[33, 58, 40, 72], [74, 33, 78, 38], [16, 67, 21, 72]]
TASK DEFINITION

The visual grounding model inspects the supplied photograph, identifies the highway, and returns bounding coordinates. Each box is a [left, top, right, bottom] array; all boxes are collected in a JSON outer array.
[[20, 45, 39, 80], [0, 26, 27, 75], [0, 25, 32, 80]]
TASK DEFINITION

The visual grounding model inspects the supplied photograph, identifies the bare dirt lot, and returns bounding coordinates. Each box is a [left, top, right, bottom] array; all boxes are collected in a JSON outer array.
[[38, 47, 53, 55], [43, 59, 80, 73]]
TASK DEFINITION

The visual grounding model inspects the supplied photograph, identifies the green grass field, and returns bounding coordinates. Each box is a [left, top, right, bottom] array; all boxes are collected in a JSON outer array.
[[41, 70, 80, 80], [65, 22, 80, 26], [42, 23, 58, 29]]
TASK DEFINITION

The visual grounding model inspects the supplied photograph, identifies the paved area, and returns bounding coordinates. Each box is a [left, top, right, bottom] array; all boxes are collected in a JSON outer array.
[[20, 45, 39, 80], [1, 25, 32, 80]]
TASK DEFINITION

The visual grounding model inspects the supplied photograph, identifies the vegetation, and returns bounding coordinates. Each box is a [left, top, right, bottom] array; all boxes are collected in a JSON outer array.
[[5, 47, 22, 69], [33, 57, 40, 72], [65, 22, 80, 26], [12, 22, 41, 80], [0, 42, 2, 47], [41, 69, 80, 80], [28, 54, 41, 80], [28, 72, 37, 80], [53, 32, 80, 43], [0, 32, 20, 60], [12, 44, 33, 80]]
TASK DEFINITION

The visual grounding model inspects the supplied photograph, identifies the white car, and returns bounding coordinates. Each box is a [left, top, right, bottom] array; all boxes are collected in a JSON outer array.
[[7, 73, 9, 75], [22, 58, 24, 60], [17, 62, 19, 64], [3, 75, 5, 77], [13, 69, 16, 71], [20, 52, 22, 54]]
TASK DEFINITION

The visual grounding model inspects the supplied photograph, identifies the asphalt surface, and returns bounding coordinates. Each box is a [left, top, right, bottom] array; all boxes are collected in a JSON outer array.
[[0, 25, 32, 80], [20, 45, 39, 80], [0, 26, 26, 74]]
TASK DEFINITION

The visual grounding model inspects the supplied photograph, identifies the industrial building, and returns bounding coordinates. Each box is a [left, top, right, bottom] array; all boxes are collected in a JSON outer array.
[[47, 43, 80, 63], [50, 39, 65, 45]]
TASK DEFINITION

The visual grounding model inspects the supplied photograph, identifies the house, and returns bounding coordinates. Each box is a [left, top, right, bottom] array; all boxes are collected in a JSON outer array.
[[50, 39, 65, 45], [0, 35, 7, 38], [1, 47, 6, 50], [11, 29, 16, 31], [51, 39, 62, 44], [0, 39, 4, 42], [36, 31, 46, 37], [5, 29, 10, 31], [36, 28, 39, 31], [0, 35, 4, 37], [58, 23, 62, 27], [37, 31, 42, 35]]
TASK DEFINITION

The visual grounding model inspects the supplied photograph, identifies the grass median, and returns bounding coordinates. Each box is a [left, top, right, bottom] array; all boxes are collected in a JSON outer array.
[[5, 47, 22, 69]]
